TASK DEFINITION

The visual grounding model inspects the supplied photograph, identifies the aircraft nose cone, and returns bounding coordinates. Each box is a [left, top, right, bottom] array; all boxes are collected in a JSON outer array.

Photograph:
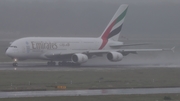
[[6, 48, 13, 57]]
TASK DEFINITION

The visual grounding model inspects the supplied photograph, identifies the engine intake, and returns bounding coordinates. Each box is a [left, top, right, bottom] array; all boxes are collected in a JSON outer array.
[[107, 52, 123, 62], [71, 54, 88, 63]]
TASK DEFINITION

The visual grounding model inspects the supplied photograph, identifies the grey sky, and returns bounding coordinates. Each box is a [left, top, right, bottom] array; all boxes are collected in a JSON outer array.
[[0, 0, 179, 38]]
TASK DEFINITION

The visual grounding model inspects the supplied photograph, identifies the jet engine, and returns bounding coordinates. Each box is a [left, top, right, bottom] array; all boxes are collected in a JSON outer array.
[[107, 52, 123, 62], [71, 54, 88, 63]]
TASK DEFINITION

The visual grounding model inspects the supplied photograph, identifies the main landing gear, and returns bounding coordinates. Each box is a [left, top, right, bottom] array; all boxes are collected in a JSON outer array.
[[47, 61, 56, 66], [47, 61, 81, 66], [58, 61, 81, 66]]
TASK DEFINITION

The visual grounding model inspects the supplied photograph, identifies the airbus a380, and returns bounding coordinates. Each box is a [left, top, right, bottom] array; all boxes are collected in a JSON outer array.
[[5, 4, 173, 67]]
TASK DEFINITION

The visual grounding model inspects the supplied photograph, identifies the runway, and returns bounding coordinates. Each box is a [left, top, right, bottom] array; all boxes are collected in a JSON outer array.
[[0, 87, 180, 98], [0, 62, 180, 98], [0, 62, 179, 71]]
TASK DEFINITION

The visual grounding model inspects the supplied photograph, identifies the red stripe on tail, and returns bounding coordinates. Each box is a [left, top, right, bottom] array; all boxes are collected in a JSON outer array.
[[99, 39, 108, 50], [99, 20, 116, 50], [101, 21, 116, 40]]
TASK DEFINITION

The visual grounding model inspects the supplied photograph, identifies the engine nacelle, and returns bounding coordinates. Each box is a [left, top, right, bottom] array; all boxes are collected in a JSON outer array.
[[71, 54, 88, 63], [107, 52, 123, 62]]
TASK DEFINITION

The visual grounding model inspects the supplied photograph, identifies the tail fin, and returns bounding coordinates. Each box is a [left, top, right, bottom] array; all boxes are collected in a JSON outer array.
[[100, 4, 128, 41]]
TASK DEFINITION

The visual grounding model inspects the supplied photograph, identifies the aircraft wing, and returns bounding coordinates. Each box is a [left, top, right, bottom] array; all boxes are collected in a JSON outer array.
[[87, 47, 174, 56], [110, 43, 151, 48], [44, 47, 174, 59]]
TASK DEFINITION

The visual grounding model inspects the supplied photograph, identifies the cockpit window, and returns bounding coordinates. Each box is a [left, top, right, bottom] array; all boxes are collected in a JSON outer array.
[[9, 46, 17, 48]]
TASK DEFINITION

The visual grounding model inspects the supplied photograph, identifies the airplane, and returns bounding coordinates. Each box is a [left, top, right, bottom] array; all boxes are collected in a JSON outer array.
[[5, 4, 174, 67]]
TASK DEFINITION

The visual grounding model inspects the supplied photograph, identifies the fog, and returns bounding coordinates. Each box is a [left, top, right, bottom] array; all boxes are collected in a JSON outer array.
[[0, 0, 179, 38], [0, 0, 180, 65]]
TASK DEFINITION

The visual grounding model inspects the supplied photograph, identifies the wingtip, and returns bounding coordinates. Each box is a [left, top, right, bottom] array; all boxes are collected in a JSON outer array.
[[162, 46, 175, 52], [171, 46, 175, 53]]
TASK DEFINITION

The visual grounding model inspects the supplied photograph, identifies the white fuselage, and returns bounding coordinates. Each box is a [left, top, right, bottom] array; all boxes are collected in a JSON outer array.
[[4, 4, 168, 67], [5, 4, 128, 64], [6, 37, 123, 60]]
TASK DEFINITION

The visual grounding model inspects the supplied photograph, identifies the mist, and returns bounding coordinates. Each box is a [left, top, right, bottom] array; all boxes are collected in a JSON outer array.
[[0, 0, 180, 66]]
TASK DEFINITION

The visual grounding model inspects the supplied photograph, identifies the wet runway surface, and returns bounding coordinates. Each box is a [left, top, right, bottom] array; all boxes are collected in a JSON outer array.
[[0, 62, 180, 98], [0, 62, 179, 71], [0, 87, 180, 98]]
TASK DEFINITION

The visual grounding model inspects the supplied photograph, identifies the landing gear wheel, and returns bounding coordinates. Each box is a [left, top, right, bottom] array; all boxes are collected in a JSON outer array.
[[47, 61, 56, 66], [58, 61, 81, 67], [74, 63, 81, 67], [12, 63, 18, 67], [52, 62, 56, 66], [47, 62, 50, 66], [58, 61, 67, 66], [58, 61, 62, 66]]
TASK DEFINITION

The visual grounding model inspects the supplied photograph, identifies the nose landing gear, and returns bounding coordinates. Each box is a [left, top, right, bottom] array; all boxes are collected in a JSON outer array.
[[12, 58, 18, 67], [12, 63, 18, 67]]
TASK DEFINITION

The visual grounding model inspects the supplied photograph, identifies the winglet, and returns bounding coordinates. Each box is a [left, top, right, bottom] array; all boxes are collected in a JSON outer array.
[[171, 46, 175, 53], [163, 46, 175, 52]]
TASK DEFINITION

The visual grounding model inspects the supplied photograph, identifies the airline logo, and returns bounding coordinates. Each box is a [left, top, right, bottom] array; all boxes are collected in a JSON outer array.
[[31, 41, 58, 50], [99, 7, 128, 49], [30, 41, 70, 50]]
